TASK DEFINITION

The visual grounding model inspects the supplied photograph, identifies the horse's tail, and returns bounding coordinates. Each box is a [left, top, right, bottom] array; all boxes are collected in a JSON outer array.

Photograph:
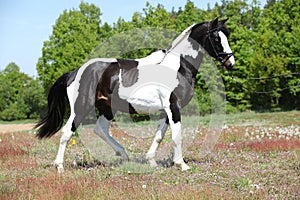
[[35, 73, 70, 139]]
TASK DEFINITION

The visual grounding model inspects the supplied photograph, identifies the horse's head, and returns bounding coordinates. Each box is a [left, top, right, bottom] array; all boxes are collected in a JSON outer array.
[[190, 18, 235, 70]]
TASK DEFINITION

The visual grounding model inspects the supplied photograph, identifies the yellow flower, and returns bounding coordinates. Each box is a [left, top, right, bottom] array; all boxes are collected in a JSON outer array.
[[68, 138, 76, 147], [166, 130, 171, 136]]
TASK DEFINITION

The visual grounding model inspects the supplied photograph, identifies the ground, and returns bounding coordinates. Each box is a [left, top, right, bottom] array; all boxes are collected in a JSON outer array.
[[0, 123, 34, 134], [0, 111, 299, 199]]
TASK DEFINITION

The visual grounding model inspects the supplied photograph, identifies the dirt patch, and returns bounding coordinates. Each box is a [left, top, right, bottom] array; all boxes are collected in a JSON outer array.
[[0, 123, 35, 133]]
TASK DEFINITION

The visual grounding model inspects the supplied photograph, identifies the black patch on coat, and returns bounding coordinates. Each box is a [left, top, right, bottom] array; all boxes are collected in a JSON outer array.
[[170, 56, 199, 109], [72, 60, 117, 130], [169, 92, 181, 123], [96, 62, 120, 101], [94, 60, 139, 117], [117, 59, 139, 87], [66, 68, 80, 86]]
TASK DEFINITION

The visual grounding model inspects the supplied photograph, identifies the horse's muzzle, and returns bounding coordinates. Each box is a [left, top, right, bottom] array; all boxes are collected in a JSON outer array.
[[225, 63, 234, 70], [219, 53, 234, 70]]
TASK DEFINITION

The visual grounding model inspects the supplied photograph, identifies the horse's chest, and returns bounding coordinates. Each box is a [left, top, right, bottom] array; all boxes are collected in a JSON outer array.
[[118, 63, 180, 113]]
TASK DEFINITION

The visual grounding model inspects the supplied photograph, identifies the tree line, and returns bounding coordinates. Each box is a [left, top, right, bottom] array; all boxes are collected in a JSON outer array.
[[1, 0, 299, 120]]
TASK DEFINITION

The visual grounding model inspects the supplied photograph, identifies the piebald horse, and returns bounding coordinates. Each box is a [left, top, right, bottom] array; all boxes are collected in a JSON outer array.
[[36, 18, 235, 172]]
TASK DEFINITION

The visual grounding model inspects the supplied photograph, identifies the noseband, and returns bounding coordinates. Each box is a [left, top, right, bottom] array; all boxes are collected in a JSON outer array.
[[207, 27, 233, 67]]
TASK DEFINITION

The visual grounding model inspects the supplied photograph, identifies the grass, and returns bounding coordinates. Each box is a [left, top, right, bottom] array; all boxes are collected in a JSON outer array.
[[0, 119, 36, 125], [0, 111, 300, 199]]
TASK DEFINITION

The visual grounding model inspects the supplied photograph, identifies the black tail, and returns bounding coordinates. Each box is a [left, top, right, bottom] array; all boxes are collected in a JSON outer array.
[[35, 73, 70, 139]]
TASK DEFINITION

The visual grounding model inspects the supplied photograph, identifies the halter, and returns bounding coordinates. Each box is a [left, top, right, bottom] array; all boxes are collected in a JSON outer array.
[[207, 27, 233, 67]]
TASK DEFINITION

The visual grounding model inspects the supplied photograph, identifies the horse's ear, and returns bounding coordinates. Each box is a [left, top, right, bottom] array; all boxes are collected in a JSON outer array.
[[219, 18, 229, 25], [211, 18, 219, 28]]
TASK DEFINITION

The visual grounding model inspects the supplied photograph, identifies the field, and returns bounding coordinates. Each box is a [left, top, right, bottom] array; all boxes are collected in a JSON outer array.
[[0, 111, 300, 199]]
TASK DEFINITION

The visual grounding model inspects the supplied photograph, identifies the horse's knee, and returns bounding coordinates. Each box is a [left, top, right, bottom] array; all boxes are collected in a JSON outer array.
[[154, 131, 164, 143], [60, 129, 73, 144], [154, 123, 168, 143]]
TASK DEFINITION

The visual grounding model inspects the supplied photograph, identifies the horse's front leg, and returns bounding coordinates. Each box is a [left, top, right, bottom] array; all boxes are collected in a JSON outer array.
[[164, 102, 190, 171], [94, 115, 129, 161], [146, 115, 168, 167]]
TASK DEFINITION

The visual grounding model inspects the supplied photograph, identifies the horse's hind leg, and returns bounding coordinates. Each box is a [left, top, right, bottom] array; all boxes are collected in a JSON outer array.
[[54, 81, 95, 172], [54, 115, 75, 173], [94, 115, 129, 161], [146, 114, 168, 167]]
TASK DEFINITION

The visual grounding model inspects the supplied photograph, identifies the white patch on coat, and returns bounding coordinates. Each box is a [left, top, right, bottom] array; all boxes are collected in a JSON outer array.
[[170, 25, 200, 59], [135, 50, 165, 66], [218, 31, 235, 65], [118, 60, 179, 113], [118, 24, 202, 114]]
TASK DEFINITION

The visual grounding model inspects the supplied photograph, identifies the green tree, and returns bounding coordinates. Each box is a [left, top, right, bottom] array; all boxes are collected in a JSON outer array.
[[175, 1, 205, 31], [36, 2, 102, 91], [22, 79, 47, 119], [0, 62, 31, 107], [142, 2, 175, 29], [0, 62, 46, 120], [35, 0, 300, 113], [216, 0, 262, 112], [250, 0, 300, 110]]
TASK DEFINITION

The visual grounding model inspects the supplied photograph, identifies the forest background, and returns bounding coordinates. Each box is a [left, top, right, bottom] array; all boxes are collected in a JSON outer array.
[[0, 0, 299, 121]]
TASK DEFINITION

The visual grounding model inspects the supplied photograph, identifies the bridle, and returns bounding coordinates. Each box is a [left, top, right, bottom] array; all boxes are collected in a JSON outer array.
[[207, 27, 234, 67]]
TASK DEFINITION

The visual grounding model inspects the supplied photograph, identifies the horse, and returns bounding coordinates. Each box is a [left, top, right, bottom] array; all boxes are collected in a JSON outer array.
[[35, 18, 235, 173]]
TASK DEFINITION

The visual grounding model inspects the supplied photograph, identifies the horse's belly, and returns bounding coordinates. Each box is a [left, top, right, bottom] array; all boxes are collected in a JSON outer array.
[[125, 84, 171, 114]]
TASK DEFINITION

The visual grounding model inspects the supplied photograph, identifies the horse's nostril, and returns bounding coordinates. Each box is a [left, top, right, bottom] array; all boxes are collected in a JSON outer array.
[[226, 63, 234, 70]]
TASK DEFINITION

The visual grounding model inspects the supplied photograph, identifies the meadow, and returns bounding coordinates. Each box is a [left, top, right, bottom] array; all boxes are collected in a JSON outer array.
[[0, 111, 299, 199]]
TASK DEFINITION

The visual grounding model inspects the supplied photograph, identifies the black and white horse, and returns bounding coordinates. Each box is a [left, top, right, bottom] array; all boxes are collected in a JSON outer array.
[[36, 18, 235, 172]]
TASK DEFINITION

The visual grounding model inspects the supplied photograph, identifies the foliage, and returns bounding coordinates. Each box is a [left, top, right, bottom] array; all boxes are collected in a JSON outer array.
[[0, 63, 46, 120], [249, 0, 300, 110], [36, 0, 300, 114], [36, 2, 102, 91], [4, 0, 300, 120]]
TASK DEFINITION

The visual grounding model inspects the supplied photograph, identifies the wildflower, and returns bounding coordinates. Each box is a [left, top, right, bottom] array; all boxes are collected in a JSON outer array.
[[166, 130, 171, 136], [68, 138, 76, 147]]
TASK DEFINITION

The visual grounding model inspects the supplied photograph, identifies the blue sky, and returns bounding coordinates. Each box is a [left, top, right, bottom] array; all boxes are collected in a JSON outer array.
[[0, 0, 224, 77]]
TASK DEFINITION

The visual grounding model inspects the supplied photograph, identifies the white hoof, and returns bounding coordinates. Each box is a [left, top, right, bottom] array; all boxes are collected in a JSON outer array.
[[57, 166, 65, 174], [148, 159, 158, 167], [175, 162, 190, 171], [181, 162, 190, 171], [53, 162, 64, 173]]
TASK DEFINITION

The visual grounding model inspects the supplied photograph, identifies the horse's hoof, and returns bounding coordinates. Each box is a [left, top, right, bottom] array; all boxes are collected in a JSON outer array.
[[116, 151, 129, 161], [148, 159, 158, 167], [175, 162, 190, 171], [53, 162, 64, 173], [181, 163, 190, 171], [57, 166, 65, 174]]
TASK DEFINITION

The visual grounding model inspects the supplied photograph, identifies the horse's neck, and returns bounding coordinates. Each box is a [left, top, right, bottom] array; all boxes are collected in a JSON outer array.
[[167, 33, 203, 70], [137, 25, 203, 70]]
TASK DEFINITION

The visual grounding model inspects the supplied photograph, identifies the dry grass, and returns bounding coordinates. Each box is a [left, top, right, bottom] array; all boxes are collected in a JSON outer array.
[[0, 111, 300, 199]]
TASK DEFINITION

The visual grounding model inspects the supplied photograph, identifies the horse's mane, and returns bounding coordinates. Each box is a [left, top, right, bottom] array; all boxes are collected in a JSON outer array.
[[191, 21, 230, 37]]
